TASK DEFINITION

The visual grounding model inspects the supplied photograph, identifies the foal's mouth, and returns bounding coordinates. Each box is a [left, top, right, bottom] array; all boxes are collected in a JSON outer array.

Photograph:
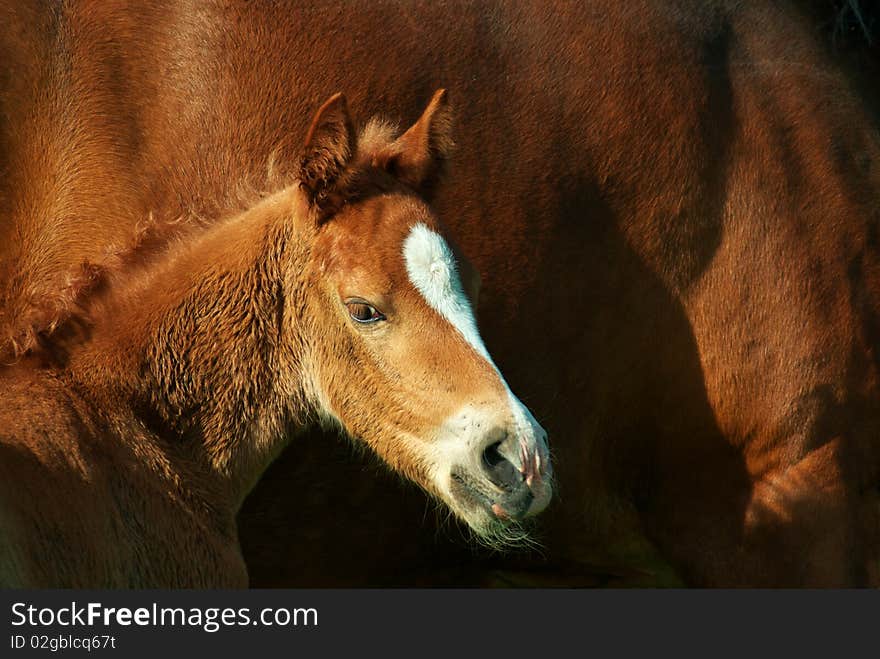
[[446, 468, 548, 551], [449, 466, 546, 524]]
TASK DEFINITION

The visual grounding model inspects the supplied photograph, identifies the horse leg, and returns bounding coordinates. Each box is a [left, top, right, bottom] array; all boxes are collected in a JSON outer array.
[[743, 438, 876, 586]]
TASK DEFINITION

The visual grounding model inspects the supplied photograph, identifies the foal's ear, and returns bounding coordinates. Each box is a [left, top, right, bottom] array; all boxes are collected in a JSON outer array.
[[298, 93, 356, 217], [378, 89, 454, 194]]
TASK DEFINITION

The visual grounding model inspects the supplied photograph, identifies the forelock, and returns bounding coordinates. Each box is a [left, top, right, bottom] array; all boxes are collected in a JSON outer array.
[[356, 118, 401, 162]]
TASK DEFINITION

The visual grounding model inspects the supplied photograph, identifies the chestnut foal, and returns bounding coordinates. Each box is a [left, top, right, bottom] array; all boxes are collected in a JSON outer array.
[[0, 92, 552, 587]]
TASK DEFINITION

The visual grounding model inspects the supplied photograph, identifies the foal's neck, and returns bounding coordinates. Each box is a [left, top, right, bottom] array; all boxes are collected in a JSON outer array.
[[72, 187, 312, 515]]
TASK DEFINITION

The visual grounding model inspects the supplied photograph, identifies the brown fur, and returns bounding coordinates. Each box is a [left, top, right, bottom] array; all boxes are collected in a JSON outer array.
[[1, 0, 879, 586]]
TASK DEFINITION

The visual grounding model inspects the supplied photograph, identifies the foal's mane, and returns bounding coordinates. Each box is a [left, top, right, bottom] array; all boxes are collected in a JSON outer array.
[[0, 210, 203, 366], [0, 117, 409, 366]]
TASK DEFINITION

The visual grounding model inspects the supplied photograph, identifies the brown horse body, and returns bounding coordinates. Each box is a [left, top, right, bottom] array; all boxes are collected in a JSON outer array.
[[1, 0, 879, 586]]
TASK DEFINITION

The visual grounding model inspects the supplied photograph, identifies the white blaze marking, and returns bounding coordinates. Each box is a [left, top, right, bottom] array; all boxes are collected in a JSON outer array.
[[402, 223, 543, 458], [403, 223, 491, 362]]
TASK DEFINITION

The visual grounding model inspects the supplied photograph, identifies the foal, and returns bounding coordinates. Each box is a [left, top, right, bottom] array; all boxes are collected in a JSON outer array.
[[0, 92, 552, 587]]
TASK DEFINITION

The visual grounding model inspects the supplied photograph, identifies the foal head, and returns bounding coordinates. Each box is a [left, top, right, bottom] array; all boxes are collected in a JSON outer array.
[[291, 91, 552, 544]]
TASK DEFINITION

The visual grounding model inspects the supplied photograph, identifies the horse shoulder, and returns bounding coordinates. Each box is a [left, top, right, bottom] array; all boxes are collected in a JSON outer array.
[[0, 368, 105, 585], [0, 367, 248, 587]]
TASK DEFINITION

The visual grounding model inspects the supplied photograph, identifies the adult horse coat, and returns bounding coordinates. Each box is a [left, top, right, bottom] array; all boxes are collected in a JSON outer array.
[[0, 0, 878, 585]]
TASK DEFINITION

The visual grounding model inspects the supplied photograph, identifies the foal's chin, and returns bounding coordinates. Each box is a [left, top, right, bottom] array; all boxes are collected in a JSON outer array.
[[442, 466, 554, 551]]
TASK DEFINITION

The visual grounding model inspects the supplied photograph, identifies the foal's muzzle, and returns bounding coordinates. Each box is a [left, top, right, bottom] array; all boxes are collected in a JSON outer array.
[[446, 422, 553, 528]]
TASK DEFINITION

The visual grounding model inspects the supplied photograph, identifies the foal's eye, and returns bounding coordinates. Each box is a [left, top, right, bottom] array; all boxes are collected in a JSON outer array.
[[345, 301, 386, 324]]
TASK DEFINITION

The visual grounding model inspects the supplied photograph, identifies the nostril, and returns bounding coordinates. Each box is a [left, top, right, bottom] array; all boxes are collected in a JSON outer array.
[[481, 440, 521, 490], [482, 441, 506, 469]]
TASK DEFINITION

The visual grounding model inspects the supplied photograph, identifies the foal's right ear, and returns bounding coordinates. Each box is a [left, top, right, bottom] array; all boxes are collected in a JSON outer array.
[[298, 93, 356, 218]]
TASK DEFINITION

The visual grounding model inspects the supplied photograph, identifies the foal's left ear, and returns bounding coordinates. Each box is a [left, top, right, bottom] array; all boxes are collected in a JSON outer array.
[[376, 89, 454, 194], [298, 92, 356, 217]]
